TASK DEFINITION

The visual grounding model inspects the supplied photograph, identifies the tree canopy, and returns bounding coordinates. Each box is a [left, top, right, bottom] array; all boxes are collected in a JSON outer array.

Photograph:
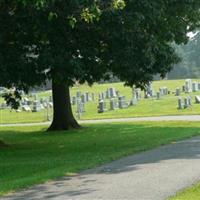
[[1, 0, 200, 130]]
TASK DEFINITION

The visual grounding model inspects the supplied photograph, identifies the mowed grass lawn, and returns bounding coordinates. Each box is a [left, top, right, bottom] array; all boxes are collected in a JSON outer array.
[[1, 121, 200, 196], [71, 79, 200, 119], [169, 182, 200, 200], [2, 79, 200, 124]]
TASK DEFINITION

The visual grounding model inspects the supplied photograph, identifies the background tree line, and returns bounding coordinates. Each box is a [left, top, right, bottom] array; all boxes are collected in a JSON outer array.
[[169, 32, 200, 79]]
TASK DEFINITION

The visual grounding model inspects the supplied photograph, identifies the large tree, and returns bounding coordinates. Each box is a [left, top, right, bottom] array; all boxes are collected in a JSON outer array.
[[0, 0, 200, 131]]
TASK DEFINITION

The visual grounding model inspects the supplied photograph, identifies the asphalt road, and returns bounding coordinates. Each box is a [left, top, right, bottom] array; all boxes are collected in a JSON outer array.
[[2, 135, 200, 200]]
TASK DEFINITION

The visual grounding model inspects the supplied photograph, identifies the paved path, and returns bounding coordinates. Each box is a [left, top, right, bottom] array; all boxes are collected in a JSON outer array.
[[1, 115, 200, 127], [2, 136, 200, 200]]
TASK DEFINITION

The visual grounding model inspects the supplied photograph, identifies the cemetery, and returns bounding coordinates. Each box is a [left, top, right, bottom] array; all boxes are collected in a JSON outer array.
[[2, 79, 200, 124], [2, 2, 200, 200]]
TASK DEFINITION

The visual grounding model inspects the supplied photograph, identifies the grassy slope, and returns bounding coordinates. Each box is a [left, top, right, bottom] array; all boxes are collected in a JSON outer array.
[[72, 79, 200, 120], [1, 79, 200, 124], [169, 183, 200, 200], [1, 121, 200, 195]]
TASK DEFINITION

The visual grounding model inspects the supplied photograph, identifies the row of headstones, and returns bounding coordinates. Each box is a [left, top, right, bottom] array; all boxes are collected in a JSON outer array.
[[144, 81, 169, 99], [178, 96, 192, 109], [99, 87, 119, 100], [156, 87, 169, 100], [177, 95, 200, 110], [72, 92, 96, 118], [184, 79, 200, 93], [98, 96, 131, 113], [132, 88, 142, 100], [71, 92, 95, 105], [175, 82, 200, 97], [178, 95, 200, 109], [20, 96, 53, 112], [0, 95, 53, 112], [73, 88, 120, 113], [68, 89, 121, 116], [98, 87, 143, 113]]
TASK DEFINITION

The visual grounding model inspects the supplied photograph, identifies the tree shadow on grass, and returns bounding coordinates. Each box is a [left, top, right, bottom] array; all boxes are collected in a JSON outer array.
[[1, 124, 200, 199], [0, 140, 9, 148]]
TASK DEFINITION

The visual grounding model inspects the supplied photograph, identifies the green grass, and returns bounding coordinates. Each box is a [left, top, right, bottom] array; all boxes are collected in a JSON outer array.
[[0, 109, 52, 124], [71, 79, 200, 120], [1, 79, 200, 124], [169, 182, 200, 200], [1, 121, 200, 195]]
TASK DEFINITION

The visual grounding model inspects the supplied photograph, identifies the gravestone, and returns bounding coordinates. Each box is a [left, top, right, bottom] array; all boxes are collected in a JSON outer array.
[[130, 90, 138, 105], [77, 99, 85, 112], [130, 96, 138, 106], [27, 100, 33, 106], [184, 97, 189, 108], [163, 87, 168, 95], [77, 101, 85, 113], [109, 88, 117, 98], [118, 96, 128, 109], [106, 89, 111, 99], [40, 98, 44, 104], [40, 104, 45, 110], [72, 96, 76, 105], [182, 85, 186, 92], [99, 92, 106, 100], [32, 101, 42, 112], [159, 88, 164, 96], [45, 102, 51, 121], [22, 105, 32, 112], [24, 97, 29, 102], [102, 92, 106, 100], [156, 92, 160, 100], [85, 92, 91, 102], [98, 100, 105, 113], [76, 91, 81, 98], [144, 90, 149, 98], [146, 82, 153, 97], [76, 99, 85, 119], [116, 90, 120, 97], [1, 103, 7, 109], [185, 79, 192, 93], [175, 88, 180, 96], [48, 102, 53, 108], [192, 82, 198, 92], [81, 94, 87, 103], [188, 96, 192, 106], [21, 99, 27, 106], [49, 96, 53, 102], [195, 96, 200, 104], [178, 97, 184, 109], [110, 98, 118, 110], [42, 101, 48, 108], [24, 97, 32, 105], [135, 89, 141, 100], [33, 94, 38, 101]]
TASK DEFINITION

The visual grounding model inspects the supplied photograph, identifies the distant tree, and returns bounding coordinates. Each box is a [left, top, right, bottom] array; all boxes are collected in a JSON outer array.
[[168, 44, 191, 79], [169, 32, 200, 79], [186, 32, 200, 76], [1, 0, 200, 131]]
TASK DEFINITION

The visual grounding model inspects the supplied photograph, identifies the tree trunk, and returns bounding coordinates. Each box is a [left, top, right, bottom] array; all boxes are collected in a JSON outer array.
[[47, 81, 80, 131]]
